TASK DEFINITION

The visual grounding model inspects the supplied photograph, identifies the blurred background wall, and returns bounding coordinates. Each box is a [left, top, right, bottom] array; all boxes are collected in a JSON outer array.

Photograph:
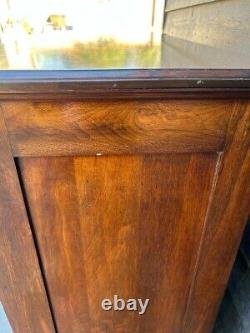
[[163, 0, 250, 68]]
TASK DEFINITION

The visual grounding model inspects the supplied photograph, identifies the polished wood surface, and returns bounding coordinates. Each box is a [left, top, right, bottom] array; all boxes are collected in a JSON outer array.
[[19, 153, 217, 333], [183, 102, 250, 333], [0, 111, 55, 333], [0, 69, 250, 101], [0, 94, 249, 332], [1, 100, 232, 156]]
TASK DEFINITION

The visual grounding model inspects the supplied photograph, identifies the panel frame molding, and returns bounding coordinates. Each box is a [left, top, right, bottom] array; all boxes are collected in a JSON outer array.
[[1, 99, 234, 157]]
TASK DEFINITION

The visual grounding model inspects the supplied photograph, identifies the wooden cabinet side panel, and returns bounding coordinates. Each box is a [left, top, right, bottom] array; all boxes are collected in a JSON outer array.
[[19, 153, 217, 333], [0, 111, 55, 333], [183, 101, 250, 333], [2, 96, 248, 333]]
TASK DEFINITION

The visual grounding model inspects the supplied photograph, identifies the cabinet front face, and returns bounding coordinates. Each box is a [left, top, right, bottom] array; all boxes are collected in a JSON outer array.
[[1, 99, 249, 333]]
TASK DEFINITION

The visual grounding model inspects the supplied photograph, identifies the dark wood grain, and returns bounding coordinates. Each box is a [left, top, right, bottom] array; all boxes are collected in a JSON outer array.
[[19, 153, 216, 333], [183, 101, 250, 333], [1, 100, 232, 156], [0, 88, 250, 101], [0, 111, 55, 333], [0, 70, 249, 332], [0, 69, 250, 100]]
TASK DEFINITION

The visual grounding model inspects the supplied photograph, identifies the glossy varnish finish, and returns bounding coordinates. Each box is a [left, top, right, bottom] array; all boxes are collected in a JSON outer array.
[[0, 111, 55, 333], [183, 101, 250, 333], [0, 69, 250, 100], [1, 100, 232, 156], [19, 153, 217, 333], [0, 95, 249, 333], [0, 6, 249, 333]]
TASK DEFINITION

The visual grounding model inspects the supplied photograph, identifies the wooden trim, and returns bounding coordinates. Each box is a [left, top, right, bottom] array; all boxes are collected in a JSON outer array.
[[1, 99, 232, 157], [183, 101, 250, 333], [0, 69, 250, 101], [0, 110, 56, 332], [0, 88, 249, 101]]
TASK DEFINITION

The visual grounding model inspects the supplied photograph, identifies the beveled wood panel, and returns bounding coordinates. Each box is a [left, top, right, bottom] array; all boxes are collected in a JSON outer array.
[[1, 100, 233, 156], [0, 112, 55, 333], [19, 153, 217, 333]]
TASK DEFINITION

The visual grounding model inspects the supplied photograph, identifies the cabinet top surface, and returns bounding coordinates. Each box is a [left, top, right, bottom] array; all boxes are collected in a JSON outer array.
[[0, 0, 250, 93]]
